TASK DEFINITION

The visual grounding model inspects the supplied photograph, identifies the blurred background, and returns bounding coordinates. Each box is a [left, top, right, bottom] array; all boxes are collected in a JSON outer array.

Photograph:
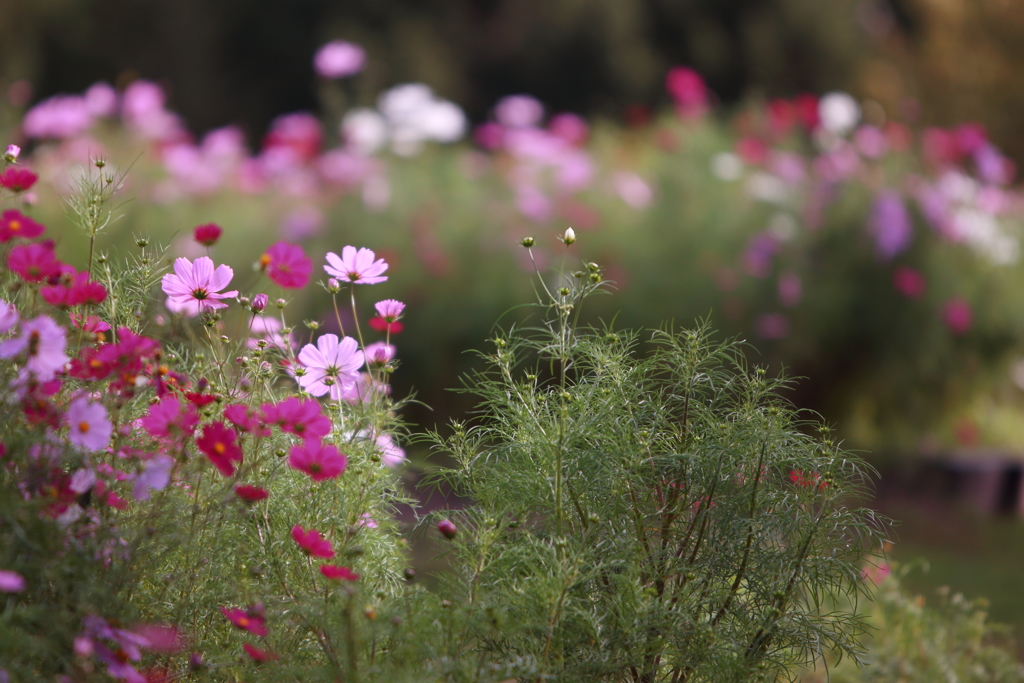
[[5, 0, 1024, 650]]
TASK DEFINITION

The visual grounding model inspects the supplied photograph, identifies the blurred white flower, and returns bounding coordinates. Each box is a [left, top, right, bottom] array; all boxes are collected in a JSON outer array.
[[711, 152, 743, 181], [341, 108, 388, 155], [818, 92, 860, 136]]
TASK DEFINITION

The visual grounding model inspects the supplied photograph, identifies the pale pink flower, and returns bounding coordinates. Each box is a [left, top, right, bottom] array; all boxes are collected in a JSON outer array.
[[374, 299, 405, 322], [0, 569, 25, 592], [67, 396, 112, 452], [161, 256, 238, 316], [0, 298, 17, 334], [324, 246, 388, 284], [314, 40, 366, 79], [0, 315, 68, 381], [297, 334, 364, 400]]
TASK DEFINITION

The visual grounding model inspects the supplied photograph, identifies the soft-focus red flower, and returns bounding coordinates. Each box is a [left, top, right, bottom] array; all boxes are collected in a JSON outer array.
[[665, 66, 708, 118], [8, 242, 62, 283], [243, 642, 279, 662], [0, 166, 39, 192], [196, 422, 243, 476], [235, 484, 269, 502], [260, 241, 312, 289], [789, 470, 828, 490], [291, 525, 335, 558], [0, 209, 45, 242], [220, 607, 268, 637], [368, 316, 403, 334], [289, 441, 346, 481], [193, 223, 222, 247], [41, 270, 107, 308], [320, 564, 360, 581]]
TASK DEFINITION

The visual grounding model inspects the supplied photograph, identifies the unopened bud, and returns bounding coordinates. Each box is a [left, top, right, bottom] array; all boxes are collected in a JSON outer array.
[[251, 293, 268, 313], [562, 227, 576, 245], [437, 519, 457, 540], [327, 278, 342, 293], [94, 158, 106, 168], [3, 144, 20, 163], [135, 237, 149, 247], [275, 298, 287, 309], [304, 320, 320, 330], [520, 236, 535, 248]]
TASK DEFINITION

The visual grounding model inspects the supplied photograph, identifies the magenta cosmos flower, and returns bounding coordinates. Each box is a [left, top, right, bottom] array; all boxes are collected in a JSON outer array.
[[291, 525, 335, 558], [374, 299, 405, 322], [161, 256, 238, 316], [260, 241, 312, 289], [320, 564, 360, 581], [193, 223, 222, 247], [196, 421, 243, 477], [289, 440, 347, 481], [0, 209, 45, 242], [141, 395, 199, 441], [297, 334, 364, 400], [0, 569, 26, 592], [323, 246, 388, 284], [67, 396, 112, 452], [261, 397, 331, 440], [221, 607, 268, 637]]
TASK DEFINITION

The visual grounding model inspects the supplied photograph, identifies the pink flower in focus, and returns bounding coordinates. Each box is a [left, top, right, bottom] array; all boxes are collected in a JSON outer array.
[[141, 395, 199, 441], [364, 342, 395, 366], [8, 242, 62, 283], [0, 569, 26, 592], [291, 525, 335, 558], [193, 223, 222, 247], [0, 315, 68, 381], [0, 167, 39, 193], [161, 256, 238, 316], [296, 334, 364, 400], [0, 210, 45, 242], [261, 397, 331, 440], [289, 441, 347, 481], [320, 564, 360, 581], [893, 266, 926, 298], [324, 246, 388, 284], [374, 299, 405, 322], [221, 607, 268, 637], [67, 396, 112, 452], [260, 241, 312, 289], [944, 298, 972, 336], [195, 422, 243, 477], [314, 40, 366, 78]]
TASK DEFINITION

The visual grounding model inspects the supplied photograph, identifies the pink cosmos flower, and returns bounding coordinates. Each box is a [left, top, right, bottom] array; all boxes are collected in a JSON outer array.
[[289, 441, 347, 481], [323, 246, 388, 284], [0, 298, 18, 334], [320, 564, 360, 581], [8, 242, 62, 283], [141, 395, 199, 441], [41, 270, 107, 309], [260, 241, 312, 289], [161, 256, 238, 316], [261, 397, 331, 440], [0, 569, 26, 592], [291, 525, 335, 558], [221, 607, 269, 637], [67, 396, 112, 452], [0, 314, 68, 381], [314, 40, 366, 78], [224, 403, 271, 436], [364, 342, 395, 366], [297, 334, 364, 400], [196, 421, 243, 477], [893, 266, 926, 298], [243, 642, 279, 662], [374, 299, 405, 322], [235, 484, 269, 502], [193, 223, 222, 247], [4, 144, 20, 161], [251, 293, 268, 312], [0, 209, 45, 242], [130, 455, 173, 501], [944, 298, 972, 336], [0, 167, 39, 193]]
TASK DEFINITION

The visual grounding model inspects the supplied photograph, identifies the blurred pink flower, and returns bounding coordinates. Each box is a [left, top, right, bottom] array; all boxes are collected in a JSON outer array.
[[0, 298, 17, 334], [23, 95, 93, 139], [495, 95, 544, 128], [260, 241, 312, 289], [0, 315, 68, 381], [0, 209, 45, 242], [943, 297, 972, 336], [755, 313, 789, 340], [141, 395, 199, 441], [548, 113, 588, 145], [291, 525, 335, 557], [67, 396, 112, 452], [893, 266, 926, 298], [320, 564, 360, 581], [868, 190, 912, 259], [314, 40, 366, 79], [665, 66, 709, 118], [0, 569, 25, 592]]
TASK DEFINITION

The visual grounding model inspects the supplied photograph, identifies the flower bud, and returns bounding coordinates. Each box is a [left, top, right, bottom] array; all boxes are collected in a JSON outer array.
[[251, 293, 268, 313], [562, 227, 576, 245], [520, 236, 535, 248], [3, 144, 20, 163], [327, 278, 341, 293], [437, 519, 457, 540], [275, 298, 287, 309]]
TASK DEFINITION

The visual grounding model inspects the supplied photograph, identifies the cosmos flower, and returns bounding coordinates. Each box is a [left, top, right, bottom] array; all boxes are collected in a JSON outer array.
[[0, 209, 45, 242], [67, 396, 112, 452], [195, 421, 243, 477], [291, 525, 335, 558], [323, 246, 388, 284], [193, 223, 222, 247], [161, 256, 238, 316], [221, 607, 268, 637], [314, 40, 366, 79], [288, 440, 347, 481], [0, 314, 69, 381], [320, 565, 360, 581], [260, 241, 312, 289], [296, 334, 364, 400]]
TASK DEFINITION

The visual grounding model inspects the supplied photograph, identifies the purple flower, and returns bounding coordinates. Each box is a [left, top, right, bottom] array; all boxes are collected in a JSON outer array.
[[314, 40, 366, 79], [868, 190, 912, 259], [0, 315, 69, 381], [67, 396, 112, 452], [494, 95, 544, 128], [131, 455, 174, 501], [297, 334, 364, 400], [0, 298, 17, 334], [161, 256, 238, 316], [0, 569, 25, 593], [364, 342, 396, 366], [324, 246, 388, 284]]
